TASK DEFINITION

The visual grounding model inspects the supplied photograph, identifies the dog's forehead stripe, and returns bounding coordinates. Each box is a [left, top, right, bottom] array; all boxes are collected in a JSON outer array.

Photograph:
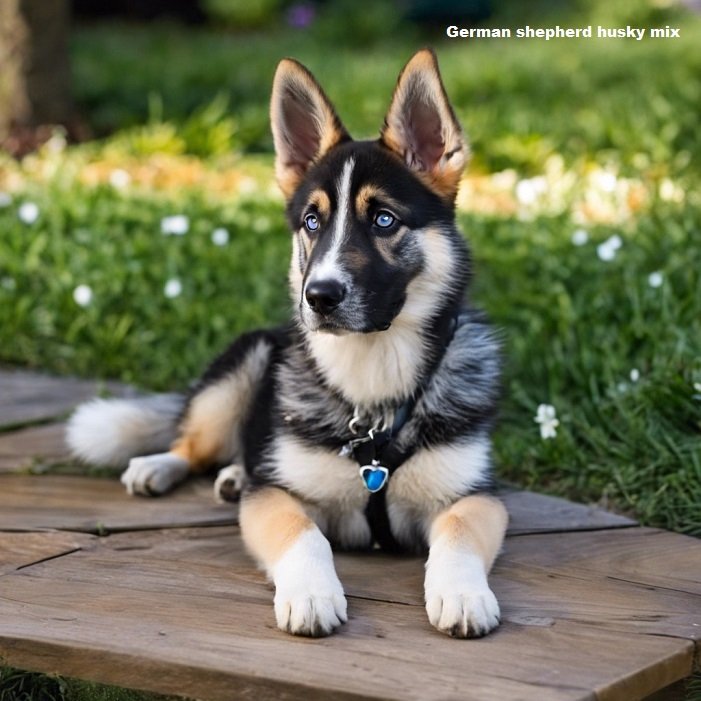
[[305, 157, 355, 286]]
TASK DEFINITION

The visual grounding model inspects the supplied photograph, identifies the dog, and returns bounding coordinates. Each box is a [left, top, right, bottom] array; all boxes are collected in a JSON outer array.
[[67, 49, 507, 639]]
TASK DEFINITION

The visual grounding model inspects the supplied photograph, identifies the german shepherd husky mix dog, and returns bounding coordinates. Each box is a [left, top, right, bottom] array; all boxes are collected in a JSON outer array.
[[67, 49, 507, 639]]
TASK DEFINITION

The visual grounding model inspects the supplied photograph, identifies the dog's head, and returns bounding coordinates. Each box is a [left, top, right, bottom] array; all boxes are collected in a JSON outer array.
[[271, 49, 469, 335]]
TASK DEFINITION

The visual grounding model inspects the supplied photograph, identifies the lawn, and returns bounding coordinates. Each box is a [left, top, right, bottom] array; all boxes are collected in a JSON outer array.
[[1, 0, 700, 542]]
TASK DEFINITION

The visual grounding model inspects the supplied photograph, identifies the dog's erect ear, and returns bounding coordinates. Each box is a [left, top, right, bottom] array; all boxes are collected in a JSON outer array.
[[380, 49, 467, 203], [271, 59, 350, 200]]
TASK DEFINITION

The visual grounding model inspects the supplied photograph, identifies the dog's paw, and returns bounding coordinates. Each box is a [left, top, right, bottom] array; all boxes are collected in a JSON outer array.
[[120, 453, 189, 496], [213, 464, 246, 503], [425, 551, 500, 639], [272, 529, 347, 637]]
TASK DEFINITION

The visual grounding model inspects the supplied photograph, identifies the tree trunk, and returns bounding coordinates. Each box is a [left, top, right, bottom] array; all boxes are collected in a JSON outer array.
[[0, 0, 73, 139]]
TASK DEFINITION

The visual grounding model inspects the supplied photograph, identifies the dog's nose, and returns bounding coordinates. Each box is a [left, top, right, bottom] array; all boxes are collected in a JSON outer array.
[[305, 279, 346, 315]]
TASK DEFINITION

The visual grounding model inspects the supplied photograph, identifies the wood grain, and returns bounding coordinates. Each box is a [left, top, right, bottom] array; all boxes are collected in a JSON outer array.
[[0, 422, 70, 472], [0, 525, 696, 701], [0, 530, 94, 575], [0, 369, 134, 430], [0, 474, 236, 533]]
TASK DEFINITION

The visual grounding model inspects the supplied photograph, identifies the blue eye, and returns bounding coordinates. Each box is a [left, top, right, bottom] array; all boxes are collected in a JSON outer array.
[[374, 211, 396, 229], [304, 213, 319, 232], [304, 214, 319, 232]]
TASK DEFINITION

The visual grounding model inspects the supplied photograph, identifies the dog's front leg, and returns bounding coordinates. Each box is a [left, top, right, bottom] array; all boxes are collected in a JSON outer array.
[[424, 494, 507, 638], [239, 486, 347, 637]]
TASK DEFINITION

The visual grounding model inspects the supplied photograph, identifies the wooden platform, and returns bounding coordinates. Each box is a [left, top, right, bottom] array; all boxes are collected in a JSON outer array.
[[0, 370, 699, 701]]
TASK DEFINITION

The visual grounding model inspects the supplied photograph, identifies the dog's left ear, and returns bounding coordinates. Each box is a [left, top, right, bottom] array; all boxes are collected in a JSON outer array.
[[380, 49, 467, 203], [271, 58, 350, 200]]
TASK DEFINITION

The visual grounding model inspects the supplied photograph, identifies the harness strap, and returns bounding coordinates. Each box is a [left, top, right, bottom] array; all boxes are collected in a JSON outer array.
[[350, 310, 460, 552]]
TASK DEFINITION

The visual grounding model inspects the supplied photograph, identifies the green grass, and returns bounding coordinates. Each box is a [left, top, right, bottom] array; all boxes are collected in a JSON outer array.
[[1, 0, 700, 539], [0, 666, 187, 701]]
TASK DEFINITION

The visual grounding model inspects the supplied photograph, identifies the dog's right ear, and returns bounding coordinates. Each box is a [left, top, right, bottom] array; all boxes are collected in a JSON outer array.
[[271, 59, 350, 200]]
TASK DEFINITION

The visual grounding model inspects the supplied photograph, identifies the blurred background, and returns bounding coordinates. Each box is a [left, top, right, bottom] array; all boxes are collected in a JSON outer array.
[[0, 0, 699, 535]]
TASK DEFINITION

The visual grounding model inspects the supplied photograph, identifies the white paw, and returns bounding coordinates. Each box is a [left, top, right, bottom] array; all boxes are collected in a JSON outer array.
[[213, 464, 246, 503], [425, 550, 500, 638], [120, 453, 189, 496], [272, 529, 347, 637]]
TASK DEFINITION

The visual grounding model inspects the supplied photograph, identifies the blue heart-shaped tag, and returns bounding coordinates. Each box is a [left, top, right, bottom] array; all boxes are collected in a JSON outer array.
[[359, 465, 389, 493]]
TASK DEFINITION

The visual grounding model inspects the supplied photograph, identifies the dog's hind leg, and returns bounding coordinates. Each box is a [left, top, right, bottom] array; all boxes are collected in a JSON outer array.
[[424, 494, 508, 638], [239, 486, 347, 637], [121, 332, 275, 496]]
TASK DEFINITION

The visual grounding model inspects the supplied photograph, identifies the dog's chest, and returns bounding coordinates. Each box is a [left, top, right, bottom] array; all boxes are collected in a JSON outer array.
[[268, 431, 471, 549]]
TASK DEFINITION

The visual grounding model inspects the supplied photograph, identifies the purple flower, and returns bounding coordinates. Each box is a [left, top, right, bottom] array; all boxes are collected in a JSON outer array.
[[287, 3, 315, 29]]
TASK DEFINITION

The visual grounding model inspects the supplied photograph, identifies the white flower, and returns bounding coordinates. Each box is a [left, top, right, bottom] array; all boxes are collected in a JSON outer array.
[[693, 382, 701, 394], [596, 234, 622, 262], [659, 178, 683, 203], [0, 192, 12, 207], [515, 177, 547, 206], [211, 227, 229, 246], [164, 278, 182, 298], [18, 202, 39, 224], [109, 169, 131, 189], [595, 171, 618, 193], [161, 215, 189, 236], [630, 368, 640, 382], [73, 284, 93, 307], [571, 228, 589, 246], [648, 271, 663, 288], [534, 404, 559, 440]]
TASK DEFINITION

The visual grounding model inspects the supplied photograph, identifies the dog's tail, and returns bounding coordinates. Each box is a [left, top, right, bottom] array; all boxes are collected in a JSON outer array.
[[66, 393, 185, 467]]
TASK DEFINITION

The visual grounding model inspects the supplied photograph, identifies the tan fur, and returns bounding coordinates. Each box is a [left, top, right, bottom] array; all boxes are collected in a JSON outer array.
[[171, 342, 270, 471], [381, 49, 467, 203], [306, 188, 332, 220], [355, 184, 403, 220], [429, 495, 508, 571], [239, 486, 315, 567], [271, 59, 348, 200]]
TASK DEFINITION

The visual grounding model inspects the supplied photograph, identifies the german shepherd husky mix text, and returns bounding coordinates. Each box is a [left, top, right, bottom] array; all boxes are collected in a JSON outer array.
[[67, 49, 507, 638]]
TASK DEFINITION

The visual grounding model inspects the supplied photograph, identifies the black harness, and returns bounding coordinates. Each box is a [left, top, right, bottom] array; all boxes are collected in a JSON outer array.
[[341, 311, 460, 552]]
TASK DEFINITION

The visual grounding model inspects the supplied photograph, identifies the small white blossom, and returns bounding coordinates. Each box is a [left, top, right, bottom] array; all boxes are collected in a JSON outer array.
[[694, 382, 701, 393], [617, 381, 629, 394], [515, 177, 547, 206], [109, 169, 131, 189], [0, 192, 12, 207], [571, 228, 589, 246], [659, 178, 683, 203], [161, 215, 189, 236], [18, 202, 39, 224], [164, 278, 182, 298], [596, 234, 622, 262], [73, 284, 93, 307], [534, 404, 559, 440], [595, 171, 618, 193], [211, 227, 229, 246], [648, 271, 663, 288], [630, 368, 640, 382]]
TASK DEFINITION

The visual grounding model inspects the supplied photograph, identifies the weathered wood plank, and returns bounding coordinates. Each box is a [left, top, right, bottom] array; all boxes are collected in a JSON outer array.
[[500, 489, 636, 533], [0, 422, 70, 472], [0, 475, 236, 533], [0, 531, 95, 575], [0, 472, 634, 536], [0, 369, 135, 430], [0, 525, 695, 701]]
